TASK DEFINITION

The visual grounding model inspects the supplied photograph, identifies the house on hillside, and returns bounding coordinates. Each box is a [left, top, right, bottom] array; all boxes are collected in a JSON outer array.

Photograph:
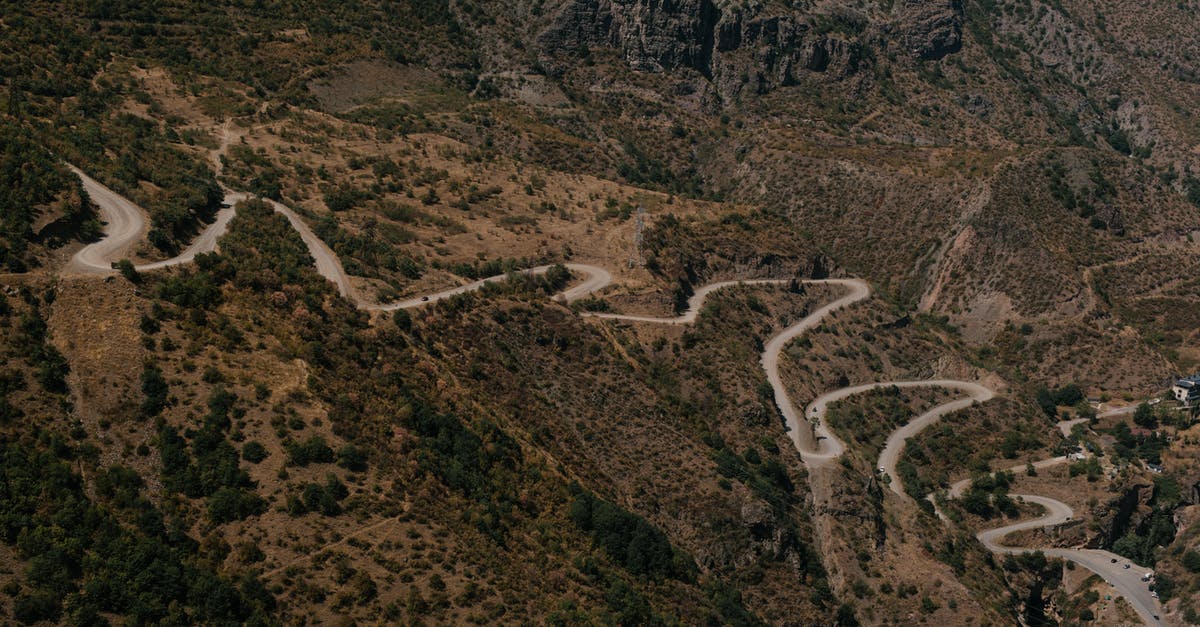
[[1172, 375, 1200, 406]]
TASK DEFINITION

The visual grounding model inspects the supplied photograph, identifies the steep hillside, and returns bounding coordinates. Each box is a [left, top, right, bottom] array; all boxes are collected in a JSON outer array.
[[2, 0, 1200, 625]]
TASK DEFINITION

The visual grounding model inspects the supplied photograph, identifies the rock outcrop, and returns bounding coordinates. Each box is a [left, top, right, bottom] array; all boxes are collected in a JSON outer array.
[[896, 0, 964, 60]]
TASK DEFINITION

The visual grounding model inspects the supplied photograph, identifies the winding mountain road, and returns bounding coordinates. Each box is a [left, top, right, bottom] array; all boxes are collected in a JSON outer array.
[[66, 169, 607, 308], [976, 494, 1162, 624], [65, 166, 147, 275], [65, 164, 1162, 623], [923, 421, 1162, 623], [871, 380, 995, 494], [66, 166, 247, 275], [587, 279, 796, 324], [368, 263, 612, 311]]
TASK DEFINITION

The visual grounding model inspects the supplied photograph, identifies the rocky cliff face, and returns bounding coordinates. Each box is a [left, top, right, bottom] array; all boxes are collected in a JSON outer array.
[[537, 0, 721, 76], [897, 0, 963, 60], [537, 0, 962, 98]]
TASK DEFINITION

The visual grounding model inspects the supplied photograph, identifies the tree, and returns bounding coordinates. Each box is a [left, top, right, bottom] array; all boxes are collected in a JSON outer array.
[[241, 441, 268, 463], [336, 444, 368, 472], [1183, 550, 1200, 573], [961, 489, 993, 517], [140, 364, 168, 417], [392, 309, 411, 331], [1133, 403, 1157, 429]]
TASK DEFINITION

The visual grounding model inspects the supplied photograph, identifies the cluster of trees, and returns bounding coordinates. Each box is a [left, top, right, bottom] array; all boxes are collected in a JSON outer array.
[[1111, 476, 1181, 576], [409, 401, 520, 504], [322, 184, 376, 213], [569, 486, 694, 580], [824, 387, 915, 459], [159, 387, 265, 523], [0, 365, 25, 424], [283, 435, 367, 471], [706, 433, 795, 512], [140, 363, 168, 417], [1, 438, 274, 623], [1110, 421, 1167, 464], [15, 310, 69, 393], [312, 213, 423, 280], [960, 471, 1019, 519], [616, 140, 709, 199], [1034, 383, 1084, 417], [60, 112, 222, 254], [474, 264, 574, 301], [151, 200, 331, 316], [285, 435, 334, 466], [286, 474, 349, 516], [0, 120, 96, 271], [225, 144, 285, 200], [445, 257, 523, 281]]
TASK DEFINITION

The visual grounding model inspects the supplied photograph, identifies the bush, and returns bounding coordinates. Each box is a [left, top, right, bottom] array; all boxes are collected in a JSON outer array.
[[13, 590, 62, 624], [336, 444, 368, 472], [1183, 550, 1200, 573], [286, 436, 335, 466], [33, 344, 69, 393], [289, 474, 348, 516], [114, 259, 140, 283], [207, 487, 266, 523], [242, 441, 268, 463], [1133, 403, 1157, 429]]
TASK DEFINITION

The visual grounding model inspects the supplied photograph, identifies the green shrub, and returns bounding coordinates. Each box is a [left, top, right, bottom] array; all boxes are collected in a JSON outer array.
[[286, 436, 335, 467], [242, 441, 268, 463]]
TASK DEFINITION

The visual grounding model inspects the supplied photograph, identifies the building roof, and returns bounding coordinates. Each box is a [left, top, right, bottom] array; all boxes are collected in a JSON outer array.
[[1175, 374, 1200, 387]]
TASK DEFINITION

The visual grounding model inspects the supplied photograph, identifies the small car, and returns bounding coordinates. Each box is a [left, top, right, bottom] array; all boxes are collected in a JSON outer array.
[[421, 296, 429, 302]]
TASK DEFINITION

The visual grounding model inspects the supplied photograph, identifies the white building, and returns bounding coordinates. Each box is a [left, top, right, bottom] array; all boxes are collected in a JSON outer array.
[[1172, 375, 1200, 406]]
